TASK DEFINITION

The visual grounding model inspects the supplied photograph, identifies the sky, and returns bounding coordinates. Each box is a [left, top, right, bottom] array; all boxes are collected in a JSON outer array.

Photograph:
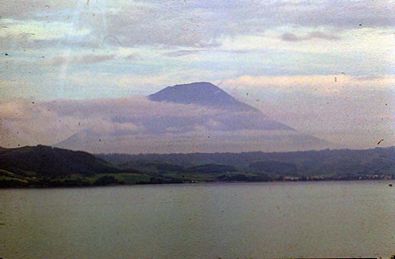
[[0, 0, 395, 150]]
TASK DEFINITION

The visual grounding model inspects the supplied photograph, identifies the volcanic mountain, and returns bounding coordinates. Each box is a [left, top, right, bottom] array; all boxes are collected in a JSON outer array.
[[57, 82, 329, 153], [149, 82, 258, 112], [148, 82, 293, 131]]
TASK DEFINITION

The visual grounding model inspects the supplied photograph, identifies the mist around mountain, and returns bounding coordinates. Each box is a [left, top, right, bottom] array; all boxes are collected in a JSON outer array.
[[1, 145, 393, 188], [56, 82, 330, 153]]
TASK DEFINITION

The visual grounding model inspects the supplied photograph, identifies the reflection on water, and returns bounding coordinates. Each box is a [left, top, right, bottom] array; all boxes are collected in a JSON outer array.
[[1, 181, 395, 258]]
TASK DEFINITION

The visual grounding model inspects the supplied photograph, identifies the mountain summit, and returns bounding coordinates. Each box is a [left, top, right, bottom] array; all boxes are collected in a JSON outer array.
[[149, 82, 256, 111]]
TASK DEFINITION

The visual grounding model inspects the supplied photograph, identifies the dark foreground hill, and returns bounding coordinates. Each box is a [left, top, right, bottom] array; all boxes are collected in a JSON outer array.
[[0, 145, 128, 187], [0, 145, 197, 187], [0, 145, 116, 177]]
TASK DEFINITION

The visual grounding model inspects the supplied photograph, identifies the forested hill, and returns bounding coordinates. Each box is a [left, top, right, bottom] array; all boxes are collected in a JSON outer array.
[[99, 147, 395, 178], [0, 145, 117, 177], [1, 145, 394, 188]]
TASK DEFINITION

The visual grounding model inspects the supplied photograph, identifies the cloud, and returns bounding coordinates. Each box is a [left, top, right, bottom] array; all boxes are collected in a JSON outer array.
[[0, 0, 73, 19], [164, 49, 204, 57], [281, 31, 340, 42], [222, 74, 395, 148], [224, 74, 395, 95], [2, 0, 394, 49], [0, 79, 36, 101], [48, 54, 115, 65], [280, 32, 299, 42], [0, 95, 306, 152], [0, 97, 225, 147], [0, 18, 90, 43], [0, 17, 97, 51], [87, 0, 394, 48], [90, 5, 221, 48], [0, 99, 31, 120], [68, 72, 175, 90], [308, 31, 340, 41]]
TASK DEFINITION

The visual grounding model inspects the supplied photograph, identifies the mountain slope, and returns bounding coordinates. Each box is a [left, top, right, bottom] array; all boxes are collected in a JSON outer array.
[[149, 82, 257, 112]]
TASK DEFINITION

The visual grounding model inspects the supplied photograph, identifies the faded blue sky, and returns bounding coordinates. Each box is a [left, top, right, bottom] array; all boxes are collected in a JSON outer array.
[[0, 0, 395, 149]]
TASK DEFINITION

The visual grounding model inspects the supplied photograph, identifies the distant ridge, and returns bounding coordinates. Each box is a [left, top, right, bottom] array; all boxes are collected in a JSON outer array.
[[98, 146, 395, 181], [99, 146, 395, 178]]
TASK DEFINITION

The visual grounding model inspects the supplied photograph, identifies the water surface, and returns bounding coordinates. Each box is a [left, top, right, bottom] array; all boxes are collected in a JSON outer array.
[[1, 181, 395, 258]]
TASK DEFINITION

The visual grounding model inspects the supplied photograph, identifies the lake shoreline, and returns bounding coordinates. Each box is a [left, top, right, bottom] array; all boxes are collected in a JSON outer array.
[[1, 177, 394, 189]]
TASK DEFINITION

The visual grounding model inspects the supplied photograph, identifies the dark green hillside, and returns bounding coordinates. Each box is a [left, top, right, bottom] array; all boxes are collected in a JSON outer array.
[[0, 145, 117, 177], [249, 161, 298, 176], [0, 145, 194, 187], [120, 161, 185, 173], [186, 164, 238, 174]]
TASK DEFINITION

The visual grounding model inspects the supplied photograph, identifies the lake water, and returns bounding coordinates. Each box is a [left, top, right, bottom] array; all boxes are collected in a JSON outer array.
[[1, 181, 395, 258]]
